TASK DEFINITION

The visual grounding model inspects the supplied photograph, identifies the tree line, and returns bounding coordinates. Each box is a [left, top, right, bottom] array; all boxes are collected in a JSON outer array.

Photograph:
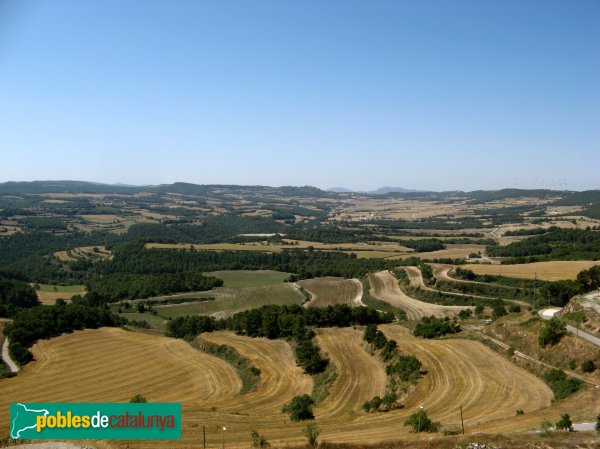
[[4, 303, 124, 366], [0, 276, 39, 317], [486, 229, 600, 262]]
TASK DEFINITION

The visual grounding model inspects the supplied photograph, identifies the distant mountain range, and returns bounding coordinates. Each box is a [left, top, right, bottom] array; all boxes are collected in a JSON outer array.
[[327, 186, 424, 194]]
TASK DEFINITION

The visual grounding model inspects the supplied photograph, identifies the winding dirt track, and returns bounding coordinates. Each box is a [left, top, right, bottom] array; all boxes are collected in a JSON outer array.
[[299, 278, 364, 308], [369, 270, 465, 319]]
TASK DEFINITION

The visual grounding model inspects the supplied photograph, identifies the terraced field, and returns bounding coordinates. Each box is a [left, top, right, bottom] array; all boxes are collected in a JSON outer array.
[[199, 331, 313, 415], [462, 261, 600, 281], [154, 283, 305, 319], [0, 328, 241, 437], [2, 325, 593, 449], [368, 270, 465, 319], [314, 327, 387, 417], [204, 270, 291, 288], [299, 277, 364, 308]]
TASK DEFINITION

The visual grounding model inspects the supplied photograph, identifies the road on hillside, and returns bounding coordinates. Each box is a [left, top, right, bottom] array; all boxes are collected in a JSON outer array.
[[2, 338, 20, 373], [540, 308, 600, 347]]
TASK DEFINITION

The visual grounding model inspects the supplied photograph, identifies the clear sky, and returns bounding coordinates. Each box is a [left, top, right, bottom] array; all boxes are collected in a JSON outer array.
[[0, 0, 598, 191]]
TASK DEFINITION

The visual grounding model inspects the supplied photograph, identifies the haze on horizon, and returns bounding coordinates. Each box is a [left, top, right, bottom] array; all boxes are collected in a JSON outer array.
[[0, 1, 598, 192]]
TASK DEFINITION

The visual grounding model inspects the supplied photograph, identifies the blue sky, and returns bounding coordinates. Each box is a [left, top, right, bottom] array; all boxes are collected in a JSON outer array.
[[0, 0, 598, 191]]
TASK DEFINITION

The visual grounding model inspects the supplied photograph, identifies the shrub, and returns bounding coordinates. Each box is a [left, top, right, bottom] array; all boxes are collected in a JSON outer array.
[[555, 413, 573, 431], [543, 369, 583, 400], [302, 424, 320, 448], [404, 408, 440, 433], [282, 394, 315, 421], [413, 316, 459, 339], [538, 318, 566, 347], [387, 355, 422, 382], [250, 429, 270, 448], [458, 309, 472, 320], [582, 360, 596, 373], [492, 305, 507, 319], [130, 394, 147, 403]]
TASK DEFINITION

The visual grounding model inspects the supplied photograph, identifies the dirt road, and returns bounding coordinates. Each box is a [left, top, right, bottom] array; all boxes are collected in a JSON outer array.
[[2, 337, 19, 373]]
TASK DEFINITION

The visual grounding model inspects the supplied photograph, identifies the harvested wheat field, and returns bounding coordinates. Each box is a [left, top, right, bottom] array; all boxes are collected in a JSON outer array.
[[299, 277, 364, 308], [2, 326, 592, 449], [198, 331, 313, 415], [0, 328, 241, 437], [369, 271, 465, 319], [314, 328, 387, 417], [463, 261, 599, 281]]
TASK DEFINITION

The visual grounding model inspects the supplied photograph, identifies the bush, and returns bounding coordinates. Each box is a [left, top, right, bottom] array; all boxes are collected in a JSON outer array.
[[130, 394, 147, 403], [250, 430, 270, 448], [508, 304, 521, 313], [538, 318, 566, 347], [302, 424, 320, 448], [492, 305, 507, 319], [413, 316, 460, 339], [458, 309, 472, 320], [582, 360, 596, 373], [544, 369, 583, 400], [404, 408, 440, 433], [555, 413, 573, 431], [282, 394, 315, 421], [387, 355, 422, 382]]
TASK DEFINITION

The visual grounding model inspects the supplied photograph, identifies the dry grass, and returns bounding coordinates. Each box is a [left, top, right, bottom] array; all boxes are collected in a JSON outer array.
[[369, 271, 465, 319], [33, 284, 86, 305], [463, 261, 600, 281], [299, 278, 363, 307]]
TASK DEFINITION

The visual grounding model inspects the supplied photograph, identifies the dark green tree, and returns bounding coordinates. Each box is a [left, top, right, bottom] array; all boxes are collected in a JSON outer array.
[[555, 413, 573, 431], [282, 395, 315, 421], [539, 318, 567, 346]]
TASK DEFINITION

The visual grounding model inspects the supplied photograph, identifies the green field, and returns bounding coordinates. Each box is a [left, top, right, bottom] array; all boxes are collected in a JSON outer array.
[[204, 270, 291, 288], [155, 284, 304, 319], [118, 312, 168, 330]]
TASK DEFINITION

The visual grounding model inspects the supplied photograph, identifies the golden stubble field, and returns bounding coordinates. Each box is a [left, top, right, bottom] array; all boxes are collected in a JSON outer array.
[[463, 261, 600, 281], [298, 278, 364, 307], [2, 324, 588, 449]]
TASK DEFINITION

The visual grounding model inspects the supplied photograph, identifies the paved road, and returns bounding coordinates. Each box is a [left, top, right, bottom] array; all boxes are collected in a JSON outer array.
[[2, 337, 20, 373], [540, 308, 600, 347]]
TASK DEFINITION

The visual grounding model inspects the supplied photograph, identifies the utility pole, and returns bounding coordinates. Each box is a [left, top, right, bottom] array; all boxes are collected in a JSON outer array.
[[533, 273, 537, 309], [460, 406, 465, 435]]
